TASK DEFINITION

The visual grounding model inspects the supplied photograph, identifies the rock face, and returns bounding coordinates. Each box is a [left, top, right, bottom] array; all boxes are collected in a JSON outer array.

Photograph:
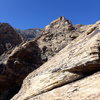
[[0, 23, 22, 55], [11, 21, 100, 100], [37, 16, 80, 61], [29, 72, 100, 100], [0, 17, 100, 100], [0, 16, 80, 91], [0, 40, 42, 100], [0, 17, 81, 100], [15, 28, 42, 40]]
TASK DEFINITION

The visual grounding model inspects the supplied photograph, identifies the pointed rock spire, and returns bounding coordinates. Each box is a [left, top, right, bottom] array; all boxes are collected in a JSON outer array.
[[45, 16, 74, 31]]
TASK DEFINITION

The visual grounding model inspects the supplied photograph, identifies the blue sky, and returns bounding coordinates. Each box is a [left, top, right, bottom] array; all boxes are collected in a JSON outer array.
[[0, 0, 100, 29]]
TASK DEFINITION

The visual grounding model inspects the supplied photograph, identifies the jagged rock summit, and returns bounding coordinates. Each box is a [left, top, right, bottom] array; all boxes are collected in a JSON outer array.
[[45, 16, 74, 31]]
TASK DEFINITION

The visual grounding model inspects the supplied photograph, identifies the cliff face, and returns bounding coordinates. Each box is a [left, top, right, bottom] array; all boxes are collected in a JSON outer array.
[[15, 28, 42, 40], [0, 23, 22, 55], [11, 20, 100, 100], [0, 17, 100, 100]]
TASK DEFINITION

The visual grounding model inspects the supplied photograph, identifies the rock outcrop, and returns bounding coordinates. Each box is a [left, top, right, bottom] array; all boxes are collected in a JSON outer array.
[[0, 23, 22, 55], [11, 21, 100, 100], [0, 40, 42, 100], [0, 17, 100, 100], [0, 17, 80, 100], [28, 71, 100, 100], [37, 16, 80, 61], [0, 16, 80, 89]]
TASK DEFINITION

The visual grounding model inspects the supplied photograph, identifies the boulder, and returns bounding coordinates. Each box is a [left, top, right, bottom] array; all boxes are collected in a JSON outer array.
[[0, 40, 42, 97], [37, 16, 80, 61]]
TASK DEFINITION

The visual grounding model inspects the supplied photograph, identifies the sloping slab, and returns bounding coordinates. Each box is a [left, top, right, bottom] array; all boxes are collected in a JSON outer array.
[[30, 72, 100, 100]]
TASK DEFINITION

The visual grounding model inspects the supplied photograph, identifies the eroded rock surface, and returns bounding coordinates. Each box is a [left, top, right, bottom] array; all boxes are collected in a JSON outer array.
[[29, 72, 100, 100], [37, 16, 80, 61], [0, 40, 42, 100], [11, 21, 100, 100], [0, 17, 81, 100], [0, 17, 100, 100]]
